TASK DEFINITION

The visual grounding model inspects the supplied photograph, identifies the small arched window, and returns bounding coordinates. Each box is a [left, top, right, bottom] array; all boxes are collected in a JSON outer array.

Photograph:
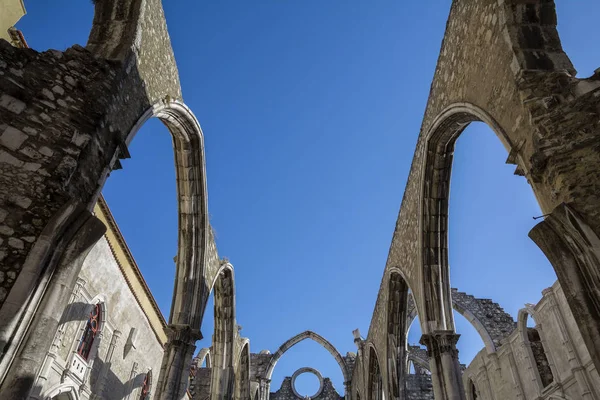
[[140, 370, 152, 400], [469, 379, 478, 400], [527, 322, 554, 387], [76, 303, 101, 360]]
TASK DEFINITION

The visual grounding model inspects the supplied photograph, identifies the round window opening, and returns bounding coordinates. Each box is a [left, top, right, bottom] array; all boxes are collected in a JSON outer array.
[[291, 367, 324, 399]]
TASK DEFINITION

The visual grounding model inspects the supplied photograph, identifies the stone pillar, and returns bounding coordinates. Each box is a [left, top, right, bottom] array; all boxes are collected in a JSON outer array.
[[258, 378, 271, 400], [529, 204, 600, 372], [420, 331, 466, 400], [92, 329, 121, 400], [156, 325, 201, 400]]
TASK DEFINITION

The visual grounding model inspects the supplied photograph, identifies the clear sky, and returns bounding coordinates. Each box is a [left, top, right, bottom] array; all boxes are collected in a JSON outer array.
[[17, 1, 600, 396]]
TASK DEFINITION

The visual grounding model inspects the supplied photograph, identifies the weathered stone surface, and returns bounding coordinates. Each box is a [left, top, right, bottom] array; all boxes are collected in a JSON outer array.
[[350, 1, 600, 399]]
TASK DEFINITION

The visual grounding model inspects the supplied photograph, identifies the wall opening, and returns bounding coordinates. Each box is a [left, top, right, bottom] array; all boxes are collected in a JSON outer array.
[[446, 121, 555, 356], [526, 314, 554, 388], [469, 379, 478, 400], [102, 118, 178, 319], [367, 347, 383, 400]]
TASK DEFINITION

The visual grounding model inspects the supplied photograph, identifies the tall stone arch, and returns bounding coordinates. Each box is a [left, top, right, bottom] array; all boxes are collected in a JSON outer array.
[[263, 331, 350, 397], [357, 1, 600, 400], [0, 0, 221, 397], [209, 263, 237, 400], [385, 270, 411, 400], [234, 341, 251, 400], [367, 345, 383, 400]]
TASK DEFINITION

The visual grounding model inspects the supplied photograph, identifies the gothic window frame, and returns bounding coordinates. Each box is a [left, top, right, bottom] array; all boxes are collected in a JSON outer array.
[[468, 378, 478, 400], [76, 303, 102, 361], [517, 308, 557, 392]]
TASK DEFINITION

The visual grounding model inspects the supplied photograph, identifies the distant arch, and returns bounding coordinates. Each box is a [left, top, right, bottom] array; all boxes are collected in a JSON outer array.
[[406, 346, 429, 373], [197, 348, 213, 368], [386, 270, 411, 399], [208, 263, 236, 400], [517, 307, 556, 391], [367, 345, 383, 400], [265, 331, 350, 384], [234, 341, 250, 400]]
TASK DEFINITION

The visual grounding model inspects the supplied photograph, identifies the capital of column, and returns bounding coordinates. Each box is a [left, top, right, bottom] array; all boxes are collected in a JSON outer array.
[[419, 330, 461, 357], [167, 324, 203, 345]]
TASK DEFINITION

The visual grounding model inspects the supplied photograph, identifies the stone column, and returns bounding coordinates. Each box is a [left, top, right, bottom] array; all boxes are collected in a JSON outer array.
[[258, 378, 271, 400], [156, 325, 201, 400], [420, 331, 466, 400]]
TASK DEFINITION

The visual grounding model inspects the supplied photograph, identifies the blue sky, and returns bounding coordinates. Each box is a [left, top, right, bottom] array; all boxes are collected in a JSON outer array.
[[17, 1, 600, 395]]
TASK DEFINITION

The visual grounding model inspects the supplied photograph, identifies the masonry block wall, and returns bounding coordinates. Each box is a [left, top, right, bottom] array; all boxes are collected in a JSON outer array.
[[462, 281, 600, 400], [0, 42, 124, 306]]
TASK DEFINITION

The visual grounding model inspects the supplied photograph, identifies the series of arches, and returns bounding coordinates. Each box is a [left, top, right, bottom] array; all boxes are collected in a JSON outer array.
[[1, 0, 600, 399], [351, 1, 600, 399]]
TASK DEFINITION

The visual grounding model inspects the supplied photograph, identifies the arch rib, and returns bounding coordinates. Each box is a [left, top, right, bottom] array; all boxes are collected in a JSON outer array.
[[265, 331, 349, 384]]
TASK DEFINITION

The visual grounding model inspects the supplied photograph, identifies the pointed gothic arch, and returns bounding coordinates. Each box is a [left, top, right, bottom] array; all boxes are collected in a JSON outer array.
[[367, 345, 383, 400], [234, 341, 251, 400], [517, 307, 556, 392], [386, 269, 411, 400], [265, 331, 350, 385], [209, 263, 237, 400]]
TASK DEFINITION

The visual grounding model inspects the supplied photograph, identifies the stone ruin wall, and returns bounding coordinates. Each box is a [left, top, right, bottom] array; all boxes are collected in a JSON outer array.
[[270, 376, 342, 400], [462, 281, 600, 400]]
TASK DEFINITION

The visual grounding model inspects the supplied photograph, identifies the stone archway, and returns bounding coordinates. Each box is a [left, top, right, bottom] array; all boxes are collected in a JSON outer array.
[[386, 271, 410, 400], [234, 342, 251, 400], [0, 0, 215, 396], [357, 2, 600, 400], [264, 331, 350, 398], [209, 263, 237, 400], [367, 346, 383, 400]]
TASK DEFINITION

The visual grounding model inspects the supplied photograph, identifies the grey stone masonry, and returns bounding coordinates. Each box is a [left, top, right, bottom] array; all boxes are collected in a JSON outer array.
[[250, 353, 272, 382], [407, 289, 516, 350], [271, 376, 342, 400], [405, 375, 434, 400]]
